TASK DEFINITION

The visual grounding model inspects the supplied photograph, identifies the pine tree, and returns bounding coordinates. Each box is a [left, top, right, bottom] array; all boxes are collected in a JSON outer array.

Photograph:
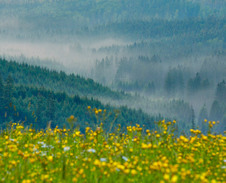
[[198, 105, 208, 133], [0, 74, 4, 119], [46, 92, 55, 122], [216, 80, 226, 102], [164, 68, 184, 96], [3, 75, 14, 113], [36, 92, 45, 123], [210, 100, 222, 121], [191, 106, 195, 129]]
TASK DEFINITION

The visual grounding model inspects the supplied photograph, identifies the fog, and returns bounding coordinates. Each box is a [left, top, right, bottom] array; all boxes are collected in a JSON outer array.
[[1, 29, 225, 132], [0, 1, 225, 133], [0, 38, 131, 75]]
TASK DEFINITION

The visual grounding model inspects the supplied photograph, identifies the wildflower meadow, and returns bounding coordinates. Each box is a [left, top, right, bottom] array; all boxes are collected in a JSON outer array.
[[0, 108, 225, 183]]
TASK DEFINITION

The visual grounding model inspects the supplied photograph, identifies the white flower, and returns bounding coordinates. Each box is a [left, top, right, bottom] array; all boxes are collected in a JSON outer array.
[[38, 141, 47, 148], [33, 148, 38, 152], [40, 151, 47, 156], [37, 141, 45, 145], [221, 166, 226, 169], [100, 158, 107, 162], [64, 146, 70, 152], [38, 142, 54, 149], [122, 156, 128, 161], [87, 148, 96, 153], [41, 144, 48, 148], [224, 159, 226, 163]]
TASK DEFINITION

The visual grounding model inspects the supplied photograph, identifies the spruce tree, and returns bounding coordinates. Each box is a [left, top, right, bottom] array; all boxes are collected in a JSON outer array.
[[0, 74, 4, 119], [46, 92, 55, 122], [216, 80, 226, 102], [198, 105, 208, 133], [191, 107, 195, 129], [3, 75, 14, 115]]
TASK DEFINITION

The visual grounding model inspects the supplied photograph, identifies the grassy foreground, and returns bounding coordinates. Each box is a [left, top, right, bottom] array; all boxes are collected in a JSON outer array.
[[0, 113, 225, 183]]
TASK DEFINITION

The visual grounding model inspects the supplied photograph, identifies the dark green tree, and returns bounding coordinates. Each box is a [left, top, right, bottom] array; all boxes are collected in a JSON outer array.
[[191, 106, 195, 129], [216, 80, 226, 102], [187, 73, 210, 93], [145, 82, 155, 94], [210, 100, 223, 121], [0, 74, 4, 119], [187, 72, 201, 92], [46, 92, 56, 122], [36, 92, 45, 125], [198, 104, 208, 133], [3, 75, 14, 113], [164, 68, 184, 96]]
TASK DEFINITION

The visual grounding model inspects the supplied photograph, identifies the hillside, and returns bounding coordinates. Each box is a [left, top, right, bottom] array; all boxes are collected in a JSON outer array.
[[0, 59, 161, 131], [0, 0, 225, 32], [0, 58, 126, 99], [90, 18, 225, 41]]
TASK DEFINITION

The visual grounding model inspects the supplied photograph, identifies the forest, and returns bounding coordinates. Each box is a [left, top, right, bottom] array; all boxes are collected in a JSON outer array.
[[0, 59, 163, 133], [0, 0, 225, 134]]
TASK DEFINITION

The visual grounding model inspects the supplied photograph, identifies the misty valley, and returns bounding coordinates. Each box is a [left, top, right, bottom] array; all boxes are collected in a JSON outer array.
[[1, 18, 225, 134]]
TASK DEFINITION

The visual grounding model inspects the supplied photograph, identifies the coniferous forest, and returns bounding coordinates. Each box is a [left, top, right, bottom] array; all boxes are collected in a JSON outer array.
[[0, 0, 225, 133], [0, 58, 161, 132]]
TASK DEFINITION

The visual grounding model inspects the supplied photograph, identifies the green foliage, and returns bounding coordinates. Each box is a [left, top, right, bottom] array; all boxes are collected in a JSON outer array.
[[209, 80, 226, 133], [216, 80, 226, 101], [164, 68, 184, 96], [187, 73, 210, 93], [198, 105, 208, 133], [165, 100, 195, 133], [0, 58, 125, 100], [0, 71, 160, 132], [0, 0, 206, 26], [0, 121, 224, 182], [92, 18, 225, 41], [0, 73, 4, 112]]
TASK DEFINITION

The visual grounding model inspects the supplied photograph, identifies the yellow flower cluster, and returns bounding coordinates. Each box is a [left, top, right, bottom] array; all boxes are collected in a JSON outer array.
[[0, 121, 225, 183]]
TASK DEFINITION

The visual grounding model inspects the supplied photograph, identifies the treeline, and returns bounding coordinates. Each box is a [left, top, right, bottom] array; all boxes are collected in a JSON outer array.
[[91, 18, 225, 40], [0, 0, 212, 26], [0, 0, 225, 41], [208, 80, 226, 132], [93, 54, 225, 96], [91, 52, 226, 133], [197, 80, 226, 133], [0, 72, 161, 132], [0, 58, 125, 100]]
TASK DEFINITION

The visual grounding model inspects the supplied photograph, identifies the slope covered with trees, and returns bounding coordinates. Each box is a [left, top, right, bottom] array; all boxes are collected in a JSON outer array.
[[0, 0, 225, 134], [0, 58, 162, 132], [0, 58, 126, 99], [0, 0, 225, 40]]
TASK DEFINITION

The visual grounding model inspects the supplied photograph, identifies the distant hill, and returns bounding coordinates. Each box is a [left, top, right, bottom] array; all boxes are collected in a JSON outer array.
[[0, 0, 225, 31], [90, 18, 225, 40]]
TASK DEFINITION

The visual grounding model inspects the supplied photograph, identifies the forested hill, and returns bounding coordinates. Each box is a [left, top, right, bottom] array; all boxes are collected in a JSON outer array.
[[0, 0, 225, 29], [90, 18, 225, 41], [0, 59, 162, 131], [0, 58, 126, 99]]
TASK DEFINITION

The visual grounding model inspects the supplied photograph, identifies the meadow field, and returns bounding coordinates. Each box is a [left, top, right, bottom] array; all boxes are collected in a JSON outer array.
[[0, 108, 225, 183]]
